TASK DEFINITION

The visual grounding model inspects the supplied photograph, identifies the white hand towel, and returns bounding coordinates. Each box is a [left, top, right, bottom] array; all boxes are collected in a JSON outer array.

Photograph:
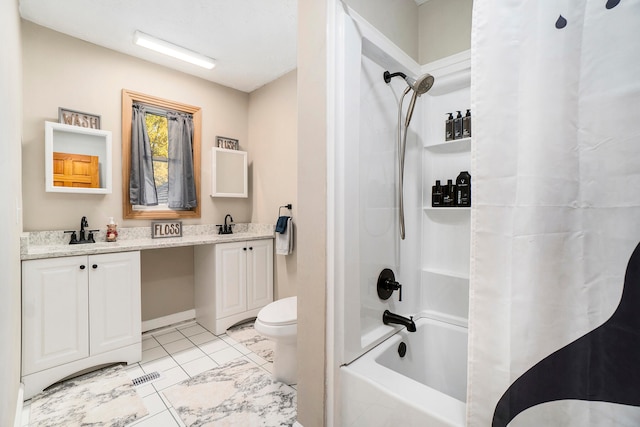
[[276, 217, 293, 255]]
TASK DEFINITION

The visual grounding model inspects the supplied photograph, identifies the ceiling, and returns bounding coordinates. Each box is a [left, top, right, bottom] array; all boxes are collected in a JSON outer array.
[[19, 0, 298, 93]]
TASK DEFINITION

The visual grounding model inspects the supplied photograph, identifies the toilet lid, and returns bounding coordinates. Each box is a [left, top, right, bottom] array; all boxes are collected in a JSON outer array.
[[257, 296, 297, 326]]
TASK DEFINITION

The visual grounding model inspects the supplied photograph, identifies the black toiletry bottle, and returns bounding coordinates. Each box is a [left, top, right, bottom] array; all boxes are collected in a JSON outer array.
[[453, 111, 463, 140], [443, 179, 456, 206], [445, 113, 454, 141], [432, 180, 443, 207], [456, 171, 471, 207], [462, 109, 471, 138]]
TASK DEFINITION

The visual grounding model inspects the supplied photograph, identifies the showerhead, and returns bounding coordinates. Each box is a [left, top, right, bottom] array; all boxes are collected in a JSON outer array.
[[384, 70, 436, 126], [383, 71, 434, 95], [404, 73, 435, 127], [406, 73, 435, 95]]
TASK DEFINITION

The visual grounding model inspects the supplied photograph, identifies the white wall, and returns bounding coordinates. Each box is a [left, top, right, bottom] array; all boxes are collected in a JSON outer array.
[[419, 0, 473, 64], [21, 21, 252, 232], [297, 0, 329, 424], [345, 0, 419, 61], [0, 0, 23, 424], [248, 70, 298, 299]]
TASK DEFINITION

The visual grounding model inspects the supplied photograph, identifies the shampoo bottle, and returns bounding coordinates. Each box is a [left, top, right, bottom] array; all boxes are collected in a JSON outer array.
[[462, 109, 471, 138], [445, 113, 454, 141], [453, 111, 463, 139], [432, 180, 443, 207], [456, 171, 471, 207], [443, 179, 456, 206]]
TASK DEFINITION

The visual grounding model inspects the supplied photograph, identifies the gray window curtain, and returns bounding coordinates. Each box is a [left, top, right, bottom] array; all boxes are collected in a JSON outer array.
[[167, 111, 197, 209], [130, 103, 158, 206]]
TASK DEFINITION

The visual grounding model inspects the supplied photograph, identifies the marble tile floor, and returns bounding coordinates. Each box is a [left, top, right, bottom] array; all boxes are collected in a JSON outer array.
[[22, 321, 294, 427]]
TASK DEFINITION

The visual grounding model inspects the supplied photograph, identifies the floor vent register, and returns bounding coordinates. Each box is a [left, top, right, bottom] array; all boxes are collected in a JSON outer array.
[[131, 371, 161, 386]]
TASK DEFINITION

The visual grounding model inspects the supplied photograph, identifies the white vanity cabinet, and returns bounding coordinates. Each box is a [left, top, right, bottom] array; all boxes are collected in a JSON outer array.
[[21, 251, 141, 399], [195, 239, 273, 334]]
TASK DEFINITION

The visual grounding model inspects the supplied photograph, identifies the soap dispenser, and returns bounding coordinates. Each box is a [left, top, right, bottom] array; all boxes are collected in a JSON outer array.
[[445, 113, 454, 141], [453, 111, 463, 140], [462, 109, 471, 138], [106, 217, 118, 242]]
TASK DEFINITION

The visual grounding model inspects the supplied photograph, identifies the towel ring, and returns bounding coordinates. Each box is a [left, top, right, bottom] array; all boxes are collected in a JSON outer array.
[[278, 204, 292, 217]]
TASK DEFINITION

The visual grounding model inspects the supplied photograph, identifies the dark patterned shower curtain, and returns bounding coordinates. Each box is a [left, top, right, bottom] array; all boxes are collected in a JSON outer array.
[[467, 1, 640, 425]]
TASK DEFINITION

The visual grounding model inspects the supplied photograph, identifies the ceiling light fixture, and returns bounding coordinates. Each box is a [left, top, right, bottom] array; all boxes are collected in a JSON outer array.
[[133, 31, 215, 70]]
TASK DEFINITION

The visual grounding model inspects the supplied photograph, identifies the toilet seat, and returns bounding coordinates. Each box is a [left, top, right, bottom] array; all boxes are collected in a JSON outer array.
[[257, 296, 297, 326]]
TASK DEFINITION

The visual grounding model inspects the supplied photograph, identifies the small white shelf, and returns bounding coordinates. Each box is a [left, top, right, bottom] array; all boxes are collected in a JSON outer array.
[[210, 147, 248, 198], [424, 137, 471, 153], [44, 121, 112, 194]]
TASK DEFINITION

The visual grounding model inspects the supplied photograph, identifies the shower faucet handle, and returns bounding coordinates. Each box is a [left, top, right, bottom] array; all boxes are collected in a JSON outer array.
[[385, 278, 402, 302], [377, 268, 403, 302]]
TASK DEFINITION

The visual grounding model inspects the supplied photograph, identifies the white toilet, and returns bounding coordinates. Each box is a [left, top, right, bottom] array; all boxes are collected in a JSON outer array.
[[254, 296, 297, 384]]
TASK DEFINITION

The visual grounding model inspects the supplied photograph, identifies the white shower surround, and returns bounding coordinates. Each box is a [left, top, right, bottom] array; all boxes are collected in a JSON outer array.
[[333, 5, 423, 370], [331, 5, 472, 426]]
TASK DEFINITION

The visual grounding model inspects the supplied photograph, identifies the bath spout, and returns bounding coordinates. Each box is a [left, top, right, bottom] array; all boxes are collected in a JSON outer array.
[[383, 310, 416, 332]]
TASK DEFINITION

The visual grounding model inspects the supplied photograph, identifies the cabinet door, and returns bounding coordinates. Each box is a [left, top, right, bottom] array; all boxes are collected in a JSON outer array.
[[246, 239, 274, 310], [52, 152, 100, 188], [89, 251, 141, 355], [22, 256, 89, 375], [215, 241, 247, 318]]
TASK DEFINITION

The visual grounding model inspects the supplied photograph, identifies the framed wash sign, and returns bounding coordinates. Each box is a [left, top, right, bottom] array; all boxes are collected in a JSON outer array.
[[58, 107, 101, 129], [151, 221, 183, 239]]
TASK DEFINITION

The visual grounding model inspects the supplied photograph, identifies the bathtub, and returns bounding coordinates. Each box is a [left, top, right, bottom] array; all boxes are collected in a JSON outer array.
[[341, 315, 468, 427]]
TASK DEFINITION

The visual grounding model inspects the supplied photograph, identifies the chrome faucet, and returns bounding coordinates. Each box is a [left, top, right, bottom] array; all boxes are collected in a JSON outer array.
[[218, 214, 234, 234], [383, 310, 416, 332]]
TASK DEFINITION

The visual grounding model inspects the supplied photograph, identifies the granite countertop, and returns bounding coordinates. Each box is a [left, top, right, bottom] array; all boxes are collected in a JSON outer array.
[[21, 223, 275, 260]]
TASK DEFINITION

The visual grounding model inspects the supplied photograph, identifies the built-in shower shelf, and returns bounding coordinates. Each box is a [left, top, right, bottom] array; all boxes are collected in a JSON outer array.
[[424, 137, 471, 153], [423, 206, 471, 211], [422, 267, 470, 281]]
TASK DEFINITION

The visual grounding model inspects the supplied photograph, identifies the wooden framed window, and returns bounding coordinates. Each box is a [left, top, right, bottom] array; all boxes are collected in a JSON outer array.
[[121, 89, 201, 219]]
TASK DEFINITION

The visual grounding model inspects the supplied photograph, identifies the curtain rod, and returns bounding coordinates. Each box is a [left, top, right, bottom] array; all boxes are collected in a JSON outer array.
[[133, 101, 192, 117]]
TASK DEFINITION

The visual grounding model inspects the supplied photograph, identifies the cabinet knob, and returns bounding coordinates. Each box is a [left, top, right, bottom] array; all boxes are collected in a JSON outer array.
[[79, 265, 86, 270], [92, 264, 98, 269], [249, 247, 253, 250], [243, 247, 247, 251]]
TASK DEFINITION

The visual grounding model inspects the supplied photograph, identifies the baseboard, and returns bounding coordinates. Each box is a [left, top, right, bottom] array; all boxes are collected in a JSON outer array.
[[15, 384, 23, 427], [293, 422, 303, 427], [141, 309, 196, 332]]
